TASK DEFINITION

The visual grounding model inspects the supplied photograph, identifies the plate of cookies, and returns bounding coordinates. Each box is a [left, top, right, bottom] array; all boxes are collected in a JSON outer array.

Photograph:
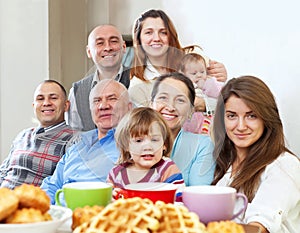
[[0, 184, 72, 233], [70, 197, 258, 233]]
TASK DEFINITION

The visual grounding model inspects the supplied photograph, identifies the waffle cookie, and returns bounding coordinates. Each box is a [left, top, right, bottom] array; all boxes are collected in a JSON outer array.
[[72, 205, 104, 230], [206, 220, 245, 233], [73, 197, 162, 233], [154, 201, 207, 233]]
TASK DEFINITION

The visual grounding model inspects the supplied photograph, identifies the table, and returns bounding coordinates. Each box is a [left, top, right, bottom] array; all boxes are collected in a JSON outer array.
[[57, 218, 261, 233], [57, 218, 71, 233]]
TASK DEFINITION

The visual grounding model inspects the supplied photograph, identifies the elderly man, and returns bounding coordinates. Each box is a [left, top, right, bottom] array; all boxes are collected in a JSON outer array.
[[68, 24, 130, 131], [41, 79, 132, 204], [0, 80, 77, 188]]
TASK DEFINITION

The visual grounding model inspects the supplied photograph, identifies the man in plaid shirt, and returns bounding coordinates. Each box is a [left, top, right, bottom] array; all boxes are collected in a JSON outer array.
[[0, 80, 77, 188]]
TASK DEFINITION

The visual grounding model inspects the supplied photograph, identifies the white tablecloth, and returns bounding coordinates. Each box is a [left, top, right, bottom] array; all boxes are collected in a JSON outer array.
[[57, 218, 72, 233]]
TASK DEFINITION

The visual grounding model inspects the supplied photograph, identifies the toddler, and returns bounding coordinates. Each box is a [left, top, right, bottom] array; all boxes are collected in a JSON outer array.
[[179, 46, 223, 134], [107, 107, 184, 201]]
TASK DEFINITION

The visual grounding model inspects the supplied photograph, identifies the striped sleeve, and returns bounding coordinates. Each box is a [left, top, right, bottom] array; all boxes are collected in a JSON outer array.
[[160, 158, 185, 202]]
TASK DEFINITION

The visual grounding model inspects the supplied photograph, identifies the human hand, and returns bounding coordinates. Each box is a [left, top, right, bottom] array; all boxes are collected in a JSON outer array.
[[249, 222, 269, 233], [112, 187, 122, 200], [207, 60, 227, 82]]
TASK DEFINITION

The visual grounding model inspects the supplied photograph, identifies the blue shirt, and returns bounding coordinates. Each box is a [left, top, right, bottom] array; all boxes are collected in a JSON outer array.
[[40, 129, 119, 204], [171, 129, 215, 186]]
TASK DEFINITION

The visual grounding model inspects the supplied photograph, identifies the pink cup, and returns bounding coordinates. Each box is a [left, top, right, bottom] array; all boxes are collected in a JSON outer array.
[[182, 185, 248, 224]]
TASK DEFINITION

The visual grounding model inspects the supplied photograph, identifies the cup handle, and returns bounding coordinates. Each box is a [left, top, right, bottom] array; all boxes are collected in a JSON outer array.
[[232, 193, 248, 219], [55, 189, 63, 206]]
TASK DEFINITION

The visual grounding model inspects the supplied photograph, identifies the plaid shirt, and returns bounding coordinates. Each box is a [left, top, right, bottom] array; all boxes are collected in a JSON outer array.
[[0, 121, 77, 188]]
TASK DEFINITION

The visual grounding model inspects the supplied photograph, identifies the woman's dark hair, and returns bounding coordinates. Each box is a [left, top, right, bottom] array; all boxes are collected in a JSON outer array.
[[212, 75, 295, 201], [130, 9, 184, 82], [151, 72, 195, 106]]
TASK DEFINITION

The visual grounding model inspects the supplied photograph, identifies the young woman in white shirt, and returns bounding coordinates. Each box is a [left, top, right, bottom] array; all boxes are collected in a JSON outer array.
[[212, 75, 300, 233]]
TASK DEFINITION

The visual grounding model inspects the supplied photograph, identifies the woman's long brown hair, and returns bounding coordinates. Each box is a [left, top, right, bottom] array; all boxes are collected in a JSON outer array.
[[130, 9, 184, 81], [211, 75, 295, 202]]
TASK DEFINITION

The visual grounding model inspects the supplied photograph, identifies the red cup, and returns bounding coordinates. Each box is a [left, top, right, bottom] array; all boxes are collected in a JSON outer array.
[[115, 182, 177, 203]]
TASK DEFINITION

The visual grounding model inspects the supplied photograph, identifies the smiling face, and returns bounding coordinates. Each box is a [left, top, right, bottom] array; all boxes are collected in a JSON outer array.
[[33, 82, 69, 128], [140, 17, 169, 61], [151, 78, 192, 136], [86, 25, 126, 71], [90, 80, 132, 138], [224, 95, 264, 157], [129, 122, 165, 170]]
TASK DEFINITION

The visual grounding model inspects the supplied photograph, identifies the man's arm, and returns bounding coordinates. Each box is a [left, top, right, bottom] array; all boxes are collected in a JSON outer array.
[[0, 132, 21, 186], [40, 153, 67, 204], [0, 156, 10, 185]]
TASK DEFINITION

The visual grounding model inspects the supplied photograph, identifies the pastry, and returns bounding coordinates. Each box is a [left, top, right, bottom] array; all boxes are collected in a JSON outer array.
[[154, 201, 207, 233], [206, 220, 245, 233], [14, 183, 50, 213], [0, 187, 19, 221], [5, 208, 52, 224]]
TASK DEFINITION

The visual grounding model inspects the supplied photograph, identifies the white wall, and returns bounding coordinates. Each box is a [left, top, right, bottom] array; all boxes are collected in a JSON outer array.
[[0, 0, 48, 160], [162, 0, 300, 156], [109, 0, 162, 35], [0, 0, 89, 162]]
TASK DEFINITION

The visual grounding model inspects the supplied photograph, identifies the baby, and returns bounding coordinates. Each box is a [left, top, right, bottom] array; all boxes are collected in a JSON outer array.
[[179, 46, 223, 134]]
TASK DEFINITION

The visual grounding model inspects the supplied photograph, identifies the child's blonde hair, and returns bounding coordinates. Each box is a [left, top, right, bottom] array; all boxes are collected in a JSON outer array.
[[115, 107, 173, 164]]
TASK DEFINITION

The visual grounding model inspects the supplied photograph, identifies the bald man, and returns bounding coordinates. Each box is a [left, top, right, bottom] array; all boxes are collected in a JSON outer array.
[[68, 24, 130, 131]]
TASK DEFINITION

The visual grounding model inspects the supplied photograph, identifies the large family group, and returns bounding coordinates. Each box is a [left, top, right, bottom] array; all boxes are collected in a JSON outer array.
[[0, 9, 299, 233]]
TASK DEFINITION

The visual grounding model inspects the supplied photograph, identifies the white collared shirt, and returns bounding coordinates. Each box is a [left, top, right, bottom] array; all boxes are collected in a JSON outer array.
[[128, 60, 161, 107], [216, 152, 300, 233]]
